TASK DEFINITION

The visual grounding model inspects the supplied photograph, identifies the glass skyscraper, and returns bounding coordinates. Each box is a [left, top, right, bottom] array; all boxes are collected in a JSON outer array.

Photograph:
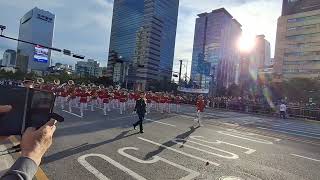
[[107, 0, 179, 90], [190, 8, 242, 94]]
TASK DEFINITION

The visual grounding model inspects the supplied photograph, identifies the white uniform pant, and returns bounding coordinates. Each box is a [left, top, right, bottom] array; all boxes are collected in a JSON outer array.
[[176, 104, 181, 113], [60, 97, 67, 110], [80, 103, 87, 117], [196, 111, 202, 126], [160, 103, 165, 113], [120, 102, 126, 114], [103, 103, 111, 115], [90, 99, 97, 111]]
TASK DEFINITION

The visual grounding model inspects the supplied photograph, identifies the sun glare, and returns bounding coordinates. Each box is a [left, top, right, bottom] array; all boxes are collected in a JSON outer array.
[[238, 34, 255, 52]]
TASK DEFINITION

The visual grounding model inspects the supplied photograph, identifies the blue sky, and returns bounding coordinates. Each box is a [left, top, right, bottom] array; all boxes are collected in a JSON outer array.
[[0, 0, 281, 77]]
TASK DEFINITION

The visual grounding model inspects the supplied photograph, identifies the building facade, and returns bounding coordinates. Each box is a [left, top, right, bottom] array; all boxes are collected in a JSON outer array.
[[282, 0, 320, 16], [75, 59, 101, 78], [16, 7, 55, 73], [254, 35, 271, 68], [190, 8, 242, 94], [107, 0, 179, 90], [1, 49, 16, 67], [274, 1, 320, 79]]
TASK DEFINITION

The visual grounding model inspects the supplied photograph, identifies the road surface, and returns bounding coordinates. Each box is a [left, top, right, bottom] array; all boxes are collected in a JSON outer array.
[[32, 104, 320, 179]]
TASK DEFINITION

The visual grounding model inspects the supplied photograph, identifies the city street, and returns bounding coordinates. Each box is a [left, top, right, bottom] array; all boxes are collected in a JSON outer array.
[[34, 105, 320, 180]]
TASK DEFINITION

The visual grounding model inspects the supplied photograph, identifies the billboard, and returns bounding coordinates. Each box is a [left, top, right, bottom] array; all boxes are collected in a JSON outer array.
[[34, 45, 49, 63]]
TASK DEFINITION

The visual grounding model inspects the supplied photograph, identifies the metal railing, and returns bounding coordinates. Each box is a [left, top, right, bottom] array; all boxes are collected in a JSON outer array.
[[206, 101, 320, 121]]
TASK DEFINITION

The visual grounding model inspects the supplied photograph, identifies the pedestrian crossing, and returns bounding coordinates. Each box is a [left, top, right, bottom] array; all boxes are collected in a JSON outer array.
[[176, 110, 320, 141], [255, 120, 320, 140]]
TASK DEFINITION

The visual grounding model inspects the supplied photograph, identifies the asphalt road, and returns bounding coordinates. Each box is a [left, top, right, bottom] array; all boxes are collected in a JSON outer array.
[[39, 104, 320, 180]]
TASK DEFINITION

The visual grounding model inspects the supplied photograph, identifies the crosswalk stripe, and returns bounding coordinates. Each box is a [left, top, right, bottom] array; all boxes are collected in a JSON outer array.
[[257, 127, 320, 140]]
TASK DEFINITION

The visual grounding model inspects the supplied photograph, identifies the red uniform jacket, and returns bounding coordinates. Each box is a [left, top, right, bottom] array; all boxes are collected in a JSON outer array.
[[196, 99, 205, 112], [80, 92, 90, 103], [119, 94, 127, 103]]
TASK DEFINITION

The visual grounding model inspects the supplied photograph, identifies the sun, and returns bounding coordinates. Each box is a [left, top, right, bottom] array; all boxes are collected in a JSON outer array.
[[238, 34, 255, 52]]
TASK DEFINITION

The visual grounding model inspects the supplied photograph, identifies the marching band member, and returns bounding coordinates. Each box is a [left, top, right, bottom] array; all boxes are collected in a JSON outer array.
[[60, 88, 68, 110], [79, 88, 90, 117], [159, 93, 166, 113], [146, 92, 152, 114], [67, 87, 76, 113], [195, 95, 205, 127], [119, 91, 127, 115], [175, 95, 183, 113], [97, 88, 105, 109], [90, 88, 98, 112], [102, 90, 111, 116]]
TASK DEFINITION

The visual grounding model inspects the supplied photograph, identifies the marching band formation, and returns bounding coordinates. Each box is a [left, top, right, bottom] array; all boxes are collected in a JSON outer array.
[[14, 78, 206, 127], [31, 79, 185, 117]]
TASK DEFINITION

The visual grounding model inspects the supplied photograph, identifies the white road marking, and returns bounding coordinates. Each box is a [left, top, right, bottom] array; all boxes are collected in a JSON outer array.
[[190, 136, 256, 154], [257, 127, 320, 140], [172, 139, 239, 159], [138, 137, 220, 166], [78, 154, 146, 180], [145, 118, 176, 127], [118, 147, 200, 180], [268, 126, 320, 136], [110, 115, 136, 121], [217, 131, 273, 144], [62, 110, 83, 118], [271, 123, 320, 131], [225, 129, 281, 142], [291, 154, 320, 162]]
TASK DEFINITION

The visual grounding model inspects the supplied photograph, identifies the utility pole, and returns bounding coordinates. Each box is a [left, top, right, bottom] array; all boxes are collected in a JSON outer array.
[[178, 60, 183, 85]]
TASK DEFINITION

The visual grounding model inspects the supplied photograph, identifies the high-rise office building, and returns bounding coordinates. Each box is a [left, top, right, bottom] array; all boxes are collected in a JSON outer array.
[[16, 7, 55, 73], [75, 59, 101, 78], [282, 0, 320, 16], [190, 8, 242, 93], [274, 0, 320, 79], [254, 35, 271, 68], [107, 0, 179, 90], [1, 49, 16, 67]]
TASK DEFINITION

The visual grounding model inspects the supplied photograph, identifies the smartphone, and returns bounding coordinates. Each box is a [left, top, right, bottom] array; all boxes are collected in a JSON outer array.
[[0, 86, 56, 136]]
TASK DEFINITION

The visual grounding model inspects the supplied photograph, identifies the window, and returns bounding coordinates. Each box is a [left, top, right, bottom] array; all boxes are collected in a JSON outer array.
[[287, 24, 317, 31], [288, 14, 320, 23], [285, 51, 320, 57]]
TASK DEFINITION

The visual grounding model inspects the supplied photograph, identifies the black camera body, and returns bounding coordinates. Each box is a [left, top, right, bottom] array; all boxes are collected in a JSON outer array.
[[0, 86, 56, 136]]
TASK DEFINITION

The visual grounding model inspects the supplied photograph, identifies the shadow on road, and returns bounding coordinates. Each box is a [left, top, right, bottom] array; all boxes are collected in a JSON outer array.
[[144, 125, 199, 160], [43, 130, 139, 164]]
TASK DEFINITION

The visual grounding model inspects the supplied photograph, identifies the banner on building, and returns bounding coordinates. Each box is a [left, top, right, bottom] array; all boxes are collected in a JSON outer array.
[[178, 87, 209, 94], [34, 45, 49, 63]]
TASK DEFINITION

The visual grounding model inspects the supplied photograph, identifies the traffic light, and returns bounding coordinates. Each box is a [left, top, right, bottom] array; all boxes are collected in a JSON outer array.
[[73, 54, 85, 59], [63, 49, 71, 56]]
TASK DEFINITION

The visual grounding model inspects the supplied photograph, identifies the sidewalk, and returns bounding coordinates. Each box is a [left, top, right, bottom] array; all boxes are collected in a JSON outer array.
[[0, 144, 14, 177]]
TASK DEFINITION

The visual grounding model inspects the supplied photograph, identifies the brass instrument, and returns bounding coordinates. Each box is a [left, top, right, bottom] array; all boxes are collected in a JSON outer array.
[[68, 80, 75, 86], [54, 79, 61, 85], [99, 84, 105, 89], [36, 77, 45, 84]]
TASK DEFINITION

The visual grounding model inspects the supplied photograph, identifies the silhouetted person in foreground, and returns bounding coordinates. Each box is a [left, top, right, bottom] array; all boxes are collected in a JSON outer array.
[[133, 92, 147, 133]]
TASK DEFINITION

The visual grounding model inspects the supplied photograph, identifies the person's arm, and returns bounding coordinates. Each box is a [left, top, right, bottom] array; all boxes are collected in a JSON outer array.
[[134, 100, 138, 112], [1, 119, 57, 180], [1, 157, 38, 180]]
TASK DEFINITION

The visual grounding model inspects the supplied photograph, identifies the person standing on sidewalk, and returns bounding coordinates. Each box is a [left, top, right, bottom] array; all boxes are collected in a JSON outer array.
[[194, 95, 205, 127], [280, 102, 287, 119], [133, 92, 147, 133]]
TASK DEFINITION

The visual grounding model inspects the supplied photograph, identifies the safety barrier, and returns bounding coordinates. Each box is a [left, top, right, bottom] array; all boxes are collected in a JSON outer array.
[[208, 102, 320, 121]]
